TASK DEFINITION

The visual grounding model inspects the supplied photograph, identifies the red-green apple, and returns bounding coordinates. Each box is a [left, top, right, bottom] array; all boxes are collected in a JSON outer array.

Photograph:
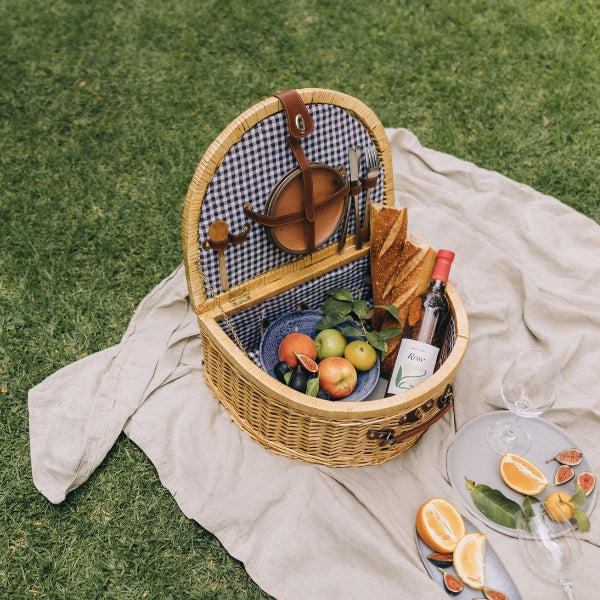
[[318, 357, 357, 399], [315, 328, 347, 360]]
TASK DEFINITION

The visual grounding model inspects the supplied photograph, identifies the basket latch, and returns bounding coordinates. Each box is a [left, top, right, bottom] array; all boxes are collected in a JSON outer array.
[[366, 384, 455, 449]]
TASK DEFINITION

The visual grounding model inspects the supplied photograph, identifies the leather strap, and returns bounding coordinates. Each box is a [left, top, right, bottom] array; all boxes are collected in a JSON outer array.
[[287, 136, 315, 251], [275, 89, 314, 138], [391, 401, 453, 444], [243, 181, 348, 226], [273, 90, 316, 252], [202, 224, 250, 251], [248, 89, 345, 253]]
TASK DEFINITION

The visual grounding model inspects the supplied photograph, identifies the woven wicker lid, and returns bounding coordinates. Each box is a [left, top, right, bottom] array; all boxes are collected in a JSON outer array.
[[182, 88, 395, 316]]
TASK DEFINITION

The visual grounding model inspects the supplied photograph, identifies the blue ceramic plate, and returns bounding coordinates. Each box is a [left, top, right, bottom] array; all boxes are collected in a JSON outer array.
[[259, 310, 380, 403]]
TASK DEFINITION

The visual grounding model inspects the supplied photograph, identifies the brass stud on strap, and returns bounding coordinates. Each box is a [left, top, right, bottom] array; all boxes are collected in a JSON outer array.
[[295, 114, 306, 134]]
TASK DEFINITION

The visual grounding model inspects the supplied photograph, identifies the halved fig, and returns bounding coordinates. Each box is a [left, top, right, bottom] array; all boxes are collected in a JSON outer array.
[[554, 464, 575, 485], [546, 448, 583, 466], [576, 471, 596, 496], [426, 551, 453, 567], [438, 568, 464, 595], [294, 353, 318, 376], [483, 588, 509, 600]]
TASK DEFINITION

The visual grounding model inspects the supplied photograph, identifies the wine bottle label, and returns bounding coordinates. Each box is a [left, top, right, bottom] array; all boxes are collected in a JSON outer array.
[[387, 338, 440, 394]]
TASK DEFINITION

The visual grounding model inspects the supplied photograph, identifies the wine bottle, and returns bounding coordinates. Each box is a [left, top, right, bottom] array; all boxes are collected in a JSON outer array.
[[386, 249, 455, 396]]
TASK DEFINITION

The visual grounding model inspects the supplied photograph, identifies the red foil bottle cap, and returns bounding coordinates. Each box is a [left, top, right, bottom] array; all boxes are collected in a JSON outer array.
[[431, 249, 455, 283]]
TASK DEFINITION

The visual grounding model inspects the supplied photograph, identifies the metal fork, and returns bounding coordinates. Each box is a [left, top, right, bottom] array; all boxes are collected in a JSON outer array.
[[360, 145, 381, 242]]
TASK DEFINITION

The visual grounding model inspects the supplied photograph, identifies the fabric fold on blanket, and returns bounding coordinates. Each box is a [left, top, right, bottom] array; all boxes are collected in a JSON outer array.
[[29, 128, 600, 600]]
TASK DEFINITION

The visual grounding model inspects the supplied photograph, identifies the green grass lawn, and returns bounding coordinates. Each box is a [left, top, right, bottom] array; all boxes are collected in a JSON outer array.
[[1, 0, 598, 597]]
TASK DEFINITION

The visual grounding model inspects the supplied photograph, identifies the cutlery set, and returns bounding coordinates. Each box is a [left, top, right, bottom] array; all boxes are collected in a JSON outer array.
[[337, 144, 381, 252]]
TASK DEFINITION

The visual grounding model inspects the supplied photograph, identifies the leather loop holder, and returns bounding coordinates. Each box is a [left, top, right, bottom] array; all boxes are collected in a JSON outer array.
[[243, 89, 349, 255]]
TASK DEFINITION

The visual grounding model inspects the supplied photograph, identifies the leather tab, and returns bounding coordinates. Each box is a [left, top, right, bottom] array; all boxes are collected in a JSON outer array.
[[275, 90, 314, 138], [349, 182, 362, 196], [361, 177, 378, 190]]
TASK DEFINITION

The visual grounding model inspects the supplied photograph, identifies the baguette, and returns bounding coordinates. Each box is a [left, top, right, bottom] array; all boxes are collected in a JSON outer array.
[[369, 203, 408, 330], [369, 204, 436, 379]]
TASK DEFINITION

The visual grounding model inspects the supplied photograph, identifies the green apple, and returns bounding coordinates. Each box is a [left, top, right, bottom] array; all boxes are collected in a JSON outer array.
[[315, 328, 347, 360]]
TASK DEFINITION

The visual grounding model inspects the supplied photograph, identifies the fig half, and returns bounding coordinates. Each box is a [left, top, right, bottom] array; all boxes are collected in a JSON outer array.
[[547, 448, 583, 466], [576, 471, 596, 496], [483, 588, 509, 600], [426, 551, 453, 567], [554, 464, 575, 485], [438, 568, 464, 596]]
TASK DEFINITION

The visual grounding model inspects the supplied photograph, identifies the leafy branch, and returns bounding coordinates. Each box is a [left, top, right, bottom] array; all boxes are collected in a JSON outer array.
[[316, 288, 402, 360]]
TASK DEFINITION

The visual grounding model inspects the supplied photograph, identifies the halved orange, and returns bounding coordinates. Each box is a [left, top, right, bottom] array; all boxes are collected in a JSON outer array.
[[499, 452, 549, 495], [453, 532, 486, 590], [415, 498, 466, 553]]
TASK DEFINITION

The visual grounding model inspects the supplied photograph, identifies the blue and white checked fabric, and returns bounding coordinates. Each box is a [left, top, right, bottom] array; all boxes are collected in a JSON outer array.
[[197, 103, 382, 293]]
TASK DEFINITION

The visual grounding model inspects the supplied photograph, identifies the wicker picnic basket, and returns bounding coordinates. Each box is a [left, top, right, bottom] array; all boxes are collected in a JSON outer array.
[[183, 88, 469, 467]]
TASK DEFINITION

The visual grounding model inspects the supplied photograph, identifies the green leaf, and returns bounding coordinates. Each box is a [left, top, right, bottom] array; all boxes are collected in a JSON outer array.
[[341, 325, 363, 338], [306, 377, 320, 397], [324, 288, 354, 302], [374, 303, 401, 323], [284, 371, 292, 385], [465, 477, 523, 528], [321, 296, 354, 319], [378, 327, 402, 341], [572, 506, 591, 533], [522, 495, 541, 517], [353, 299, 370, 319], [571, 482, 587, 507], [316, 314, 350, 330], [365, 331, 388, 357]]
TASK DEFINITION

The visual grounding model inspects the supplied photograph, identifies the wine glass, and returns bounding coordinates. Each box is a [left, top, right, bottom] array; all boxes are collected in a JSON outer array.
[[486, 348, 561, 455], [517, 501, 582, 599]]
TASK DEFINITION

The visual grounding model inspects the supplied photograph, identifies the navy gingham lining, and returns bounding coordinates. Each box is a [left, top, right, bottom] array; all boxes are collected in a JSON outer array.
[[197, 103, 383, 293]]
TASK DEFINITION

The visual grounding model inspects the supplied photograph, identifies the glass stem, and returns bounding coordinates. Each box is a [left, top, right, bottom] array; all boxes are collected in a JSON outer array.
[[562, 582, 576, 600], [505, 414, 520, 440]]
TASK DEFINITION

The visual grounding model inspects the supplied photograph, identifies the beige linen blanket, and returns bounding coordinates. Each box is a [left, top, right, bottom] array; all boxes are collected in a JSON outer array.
[[29, 128, 600, 599]]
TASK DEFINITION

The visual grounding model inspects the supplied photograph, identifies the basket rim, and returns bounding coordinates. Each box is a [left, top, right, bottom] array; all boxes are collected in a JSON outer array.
[[182, 87, 395, 316], [198, 280, 469, 420]]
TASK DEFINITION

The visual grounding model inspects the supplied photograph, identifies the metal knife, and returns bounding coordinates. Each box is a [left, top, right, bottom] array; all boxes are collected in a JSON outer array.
[[349, 145, 362, 249], [337, 147, 356, 252]]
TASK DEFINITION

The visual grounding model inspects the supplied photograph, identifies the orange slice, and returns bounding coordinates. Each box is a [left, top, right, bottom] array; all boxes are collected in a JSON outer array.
[[415, 498, 466, 553], [499, 452, 549, 495], [453, 532, 486, 590]]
